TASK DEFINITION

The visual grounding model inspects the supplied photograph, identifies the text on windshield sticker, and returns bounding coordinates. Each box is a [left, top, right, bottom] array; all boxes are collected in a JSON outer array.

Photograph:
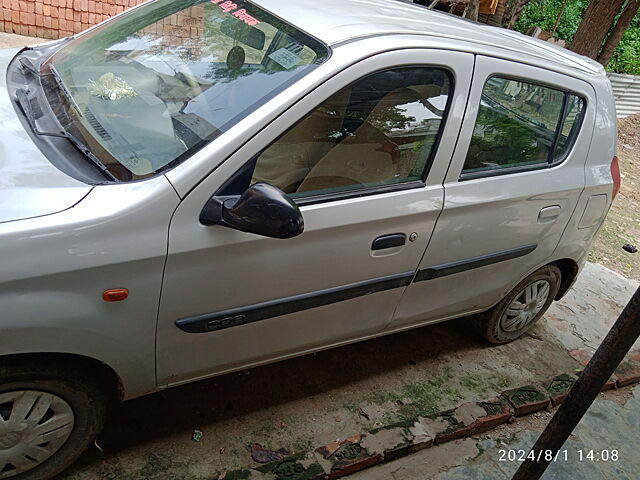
[[211, 1, 261, 26]]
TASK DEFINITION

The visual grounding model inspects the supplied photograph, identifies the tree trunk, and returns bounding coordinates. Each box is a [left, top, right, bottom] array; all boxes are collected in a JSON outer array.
[[551, 0, 569, 36], [467, 0, 480, 21], [598, 0, 640, 66], [502, 0, 534, 29], [569, 0, 626, 59]]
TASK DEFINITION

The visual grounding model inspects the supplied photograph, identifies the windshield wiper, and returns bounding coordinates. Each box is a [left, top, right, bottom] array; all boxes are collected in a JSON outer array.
[[19, 57, 53, 78], [15, 88, 117, 182]]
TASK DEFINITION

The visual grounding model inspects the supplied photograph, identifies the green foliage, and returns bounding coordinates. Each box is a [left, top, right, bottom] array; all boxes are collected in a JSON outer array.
[[513, 0, 640, 75], [368, 106, 417, 131], [608, 14, 640, 75], [514, 0, 589, 43], [468, 108, 541, 166]]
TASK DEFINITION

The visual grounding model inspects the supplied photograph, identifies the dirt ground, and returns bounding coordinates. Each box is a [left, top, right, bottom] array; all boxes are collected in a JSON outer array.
[[63, 320, 562, 479], [588, 114, 640, 281]]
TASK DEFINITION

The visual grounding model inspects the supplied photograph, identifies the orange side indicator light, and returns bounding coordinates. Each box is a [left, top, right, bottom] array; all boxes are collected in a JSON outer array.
[[102, 288, 129, 302]]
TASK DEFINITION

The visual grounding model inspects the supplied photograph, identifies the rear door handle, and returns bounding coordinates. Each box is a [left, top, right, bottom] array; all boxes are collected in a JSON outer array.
[[372, 233, 407, 251], [538, 205, 561, 223]]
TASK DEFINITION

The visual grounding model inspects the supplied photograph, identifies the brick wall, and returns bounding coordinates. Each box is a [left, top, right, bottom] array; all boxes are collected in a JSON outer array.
[[2, 1, 509, 41], [140, 5, 205, 56], [1, 0, 145, 39]]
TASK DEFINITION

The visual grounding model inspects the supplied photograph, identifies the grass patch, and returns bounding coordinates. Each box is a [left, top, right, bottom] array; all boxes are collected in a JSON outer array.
[[352, 369, 518, 424], [459, 372, 513, 395]]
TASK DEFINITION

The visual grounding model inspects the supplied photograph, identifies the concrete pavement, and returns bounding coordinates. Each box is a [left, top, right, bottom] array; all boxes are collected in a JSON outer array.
[[0, 32, 46, 49], [351, 263, 639, 480], [351, 385, 640, 480]]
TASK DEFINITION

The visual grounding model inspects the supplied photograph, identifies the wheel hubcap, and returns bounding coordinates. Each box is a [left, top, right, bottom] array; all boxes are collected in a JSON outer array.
[[500, 280, 551, 333], [0, 434, 20, 451], [0, 391, 74, 478]]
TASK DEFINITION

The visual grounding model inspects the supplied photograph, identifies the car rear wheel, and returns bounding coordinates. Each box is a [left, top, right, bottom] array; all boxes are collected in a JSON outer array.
[[475, 265, 562, 344], [0, 363, 107, 480]]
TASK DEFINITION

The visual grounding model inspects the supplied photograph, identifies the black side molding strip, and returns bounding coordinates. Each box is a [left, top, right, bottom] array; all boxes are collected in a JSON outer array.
[[414, 244, 537, 283], [176, 272, 415, 334], [176, 245, 537, 334]]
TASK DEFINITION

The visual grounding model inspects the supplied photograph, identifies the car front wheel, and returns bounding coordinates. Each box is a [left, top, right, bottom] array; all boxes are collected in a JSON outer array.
[[476, 265, 562, 344], [0, 362, 107, 480]]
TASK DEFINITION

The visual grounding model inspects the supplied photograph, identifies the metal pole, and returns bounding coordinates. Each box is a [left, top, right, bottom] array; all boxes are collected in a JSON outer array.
[[512, 286, 640, 480]]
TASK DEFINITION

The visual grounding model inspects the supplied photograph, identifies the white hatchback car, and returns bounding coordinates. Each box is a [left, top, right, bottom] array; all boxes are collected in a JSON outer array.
[[0, 0, 620, 478]]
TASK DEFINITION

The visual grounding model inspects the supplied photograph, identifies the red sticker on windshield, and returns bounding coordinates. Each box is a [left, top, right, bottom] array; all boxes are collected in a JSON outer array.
[[211, 0, 261, 26]]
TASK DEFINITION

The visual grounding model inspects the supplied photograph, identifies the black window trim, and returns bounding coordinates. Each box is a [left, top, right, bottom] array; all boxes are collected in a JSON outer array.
[[175, 243, 538, 334], [550, 93, 587, 167], [294, 180, 425, 207], [220, 64, 456, 204], [459, 75, 587, 182]]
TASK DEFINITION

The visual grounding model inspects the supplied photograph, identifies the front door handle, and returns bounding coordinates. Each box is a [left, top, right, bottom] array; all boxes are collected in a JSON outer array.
[[372, 234, 407, 251], [538, 205, 561, 223]]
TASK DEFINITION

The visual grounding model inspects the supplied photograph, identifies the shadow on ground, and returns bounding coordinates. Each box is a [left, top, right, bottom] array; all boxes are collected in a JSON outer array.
[[100, 318, 482, 450], [62, 312, 577, 479]]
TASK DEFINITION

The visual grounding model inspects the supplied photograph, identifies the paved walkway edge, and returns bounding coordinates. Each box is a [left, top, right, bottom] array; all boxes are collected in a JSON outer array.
[[215, 359, 640, 480]]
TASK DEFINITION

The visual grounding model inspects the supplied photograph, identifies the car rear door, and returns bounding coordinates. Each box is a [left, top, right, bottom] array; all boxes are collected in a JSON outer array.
[[392, 56, 596, 329], [155, 49, 473, 386]]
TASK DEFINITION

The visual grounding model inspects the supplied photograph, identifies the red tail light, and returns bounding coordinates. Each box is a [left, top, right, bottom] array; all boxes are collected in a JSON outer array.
[[611, 156, 621, 201]]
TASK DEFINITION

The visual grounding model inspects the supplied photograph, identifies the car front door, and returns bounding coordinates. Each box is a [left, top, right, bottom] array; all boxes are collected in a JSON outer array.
[[155, 49, 474, 386], [391, 56, 596, 329]]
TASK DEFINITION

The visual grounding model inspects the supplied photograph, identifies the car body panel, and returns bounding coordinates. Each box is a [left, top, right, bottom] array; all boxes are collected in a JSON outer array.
[[551, 70, 618, 271], [155, 49, 474, 385], [0, 176, 179, 399], [392, 56, 598, 327], [0, 48, 93, 224], [0, 0, 618, 403], [255, 0, 600, 74]]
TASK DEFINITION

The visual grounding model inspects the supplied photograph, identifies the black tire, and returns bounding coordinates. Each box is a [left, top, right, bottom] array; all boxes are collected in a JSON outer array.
[[475, 265, 562, 344], [0, 361, 107, 480]]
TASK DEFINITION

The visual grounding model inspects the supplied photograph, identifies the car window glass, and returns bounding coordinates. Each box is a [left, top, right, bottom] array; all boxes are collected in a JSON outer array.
[[251, 67, 452, 198], [47, 0, 328, 182], [462, 78, 565, 174], [554, 94, 585, 162]]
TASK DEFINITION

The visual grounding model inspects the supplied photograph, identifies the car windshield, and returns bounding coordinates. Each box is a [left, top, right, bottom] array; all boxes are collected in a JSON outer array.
[[44, 0, 328, 181]]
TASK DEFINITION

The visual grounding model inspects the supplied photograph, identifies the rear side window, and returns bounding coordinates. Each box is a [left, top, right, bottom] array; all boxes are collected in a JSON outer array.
[[462, 77, 585, 176], [251, 67, 452, 199]]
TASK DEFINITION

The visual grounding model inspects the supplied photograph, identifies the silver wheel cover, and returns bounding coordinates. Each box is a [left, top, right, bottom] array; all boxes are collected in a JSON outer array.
[[499, 280, 551, 333], [0, 391, 74, 478]]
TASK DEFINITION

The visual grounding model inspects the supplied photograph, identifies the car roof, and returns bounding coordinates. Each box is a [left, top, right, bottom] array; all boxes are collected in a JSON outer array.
[[255, 0, 603, 76]]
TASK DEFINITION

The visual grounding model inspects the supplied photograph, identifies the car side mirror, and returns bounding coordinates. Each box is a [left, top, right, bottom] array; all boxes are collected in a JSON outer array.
[[200, 183, 304, 239]]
